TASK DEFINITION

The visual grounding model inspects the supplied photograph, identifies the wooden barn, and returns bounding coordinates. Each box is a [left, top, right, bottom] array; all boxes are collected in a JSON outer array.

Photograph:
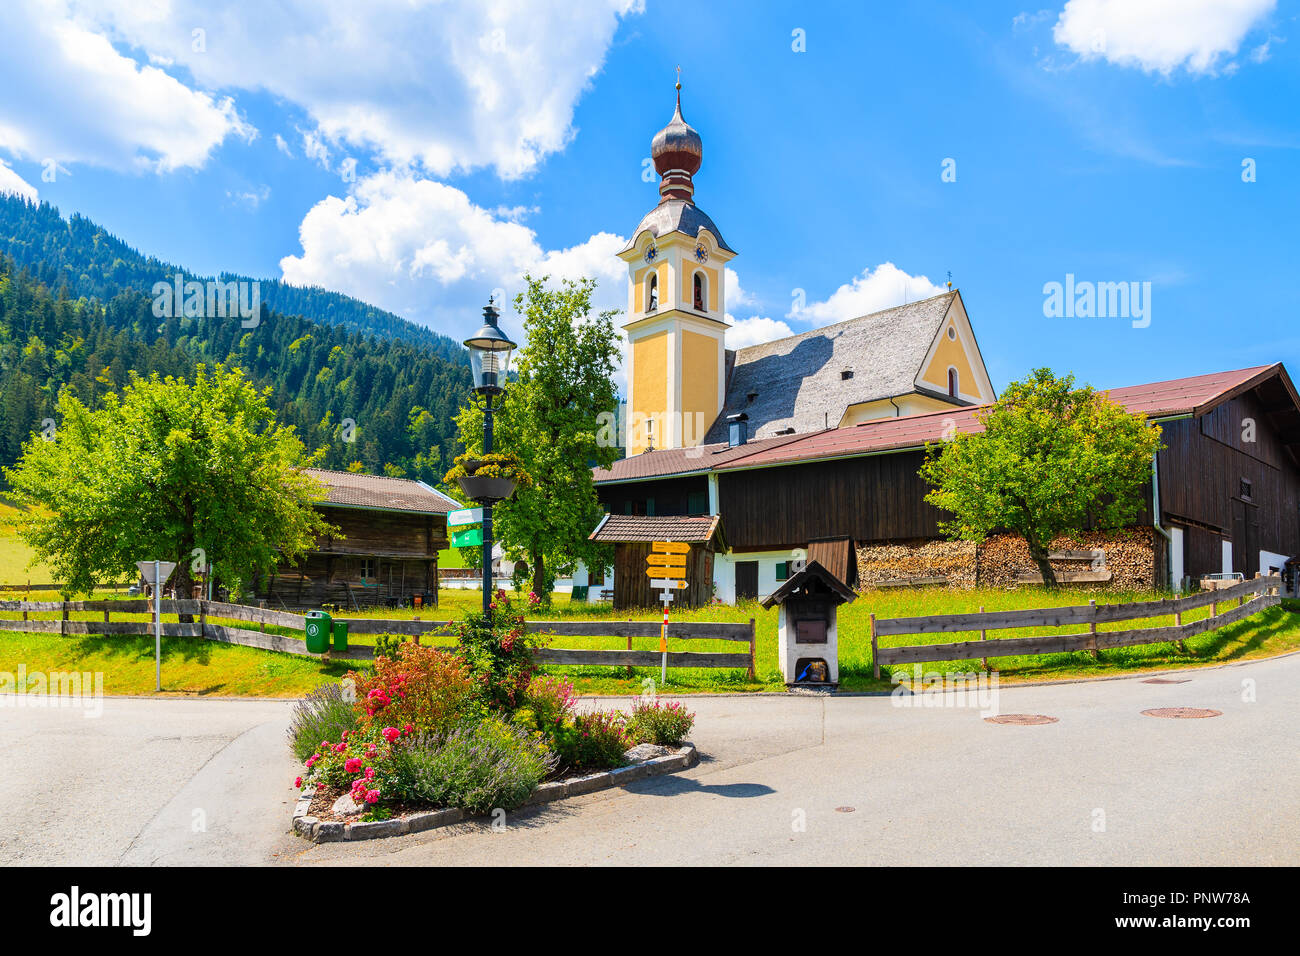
[[249, 469, 457, 609], [587, 513, 724, 610], [594, 364, 1300, 600]]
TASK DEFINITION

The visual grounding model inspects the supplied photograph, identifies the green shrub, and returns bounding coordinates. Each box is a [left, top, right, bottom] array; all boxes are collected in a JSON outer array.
[[453, 590, 549, 710], [553, 709, 630, 772], [408, 718, 555, 814], [626, 698, 695, 746], [349, 642, 480, 738], [288, 682, 360, 762]]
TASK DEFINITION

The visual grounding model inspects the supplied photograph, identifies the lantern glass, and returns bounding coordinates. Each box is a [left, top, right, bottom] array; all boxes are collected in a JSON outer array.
[[468, 341, 512, 392]]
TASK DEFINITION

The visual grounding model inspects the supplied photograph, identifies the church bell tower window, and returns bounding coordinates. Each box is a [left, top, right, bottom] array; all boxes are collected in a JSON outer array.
[[693, 272, 706, 312]]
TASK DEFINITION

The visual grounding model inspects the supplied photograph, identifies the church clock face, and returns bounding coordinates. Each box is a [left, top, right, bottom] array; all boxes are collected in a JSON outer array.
[[694, 243, 708, 263], [644, 245, 658, 264]]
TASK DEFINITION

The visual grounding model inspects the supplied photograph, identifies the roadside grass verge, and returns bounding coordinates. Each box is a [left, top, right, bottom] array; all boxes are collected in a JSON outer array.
[[1, 586, 1295, 697]]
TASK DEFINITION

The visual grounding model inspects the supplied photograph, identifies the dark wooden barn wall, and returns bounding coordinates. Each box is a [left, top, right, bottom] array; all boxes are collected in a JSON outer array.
[[315, 507, 448, 557], [1158, 394, 1300, 578], [613, 541, 713, 610], [718, 451, 944, 551], [252, 506, 448, 607], [598, 475, 710, 517]]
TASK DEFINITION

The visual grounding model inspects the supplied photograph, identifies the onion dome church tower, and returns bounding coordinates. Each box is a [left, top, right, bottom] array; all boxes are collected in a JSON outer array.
[[618, 78, 735, 456]]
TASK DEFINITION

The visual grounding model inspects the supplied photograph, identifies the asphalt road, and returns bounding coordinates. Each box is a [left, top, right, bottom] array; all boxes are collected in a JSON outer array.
[[3, 654, 1297, 866]]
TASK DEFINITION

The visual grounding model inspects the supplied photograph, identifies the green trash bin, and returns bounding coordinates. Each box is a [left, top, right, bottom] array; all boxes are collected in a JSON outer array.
[[331, 619, 349, 652], [304, 609, 332, 654]]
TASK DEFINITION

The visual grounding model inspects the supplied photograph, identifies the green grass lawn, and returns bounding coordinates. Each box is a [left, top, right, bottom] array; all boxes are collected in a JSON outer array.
[[1, 584, 1296, 697], [0, 498, 52, 585]]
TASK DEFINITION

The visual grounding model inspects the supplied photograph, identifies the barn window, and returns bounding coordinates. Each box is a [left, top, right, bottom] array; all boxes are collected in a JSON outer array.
[[1240, 479, 1253, 501], [688, 490, 709, 515], [841, 369, 854, 381], [947, 367, 959, 397], [776, 561, 791, 581], [693, 272, 706, 312], [360, 557, 377, 580], [646, 273, 658, 312]]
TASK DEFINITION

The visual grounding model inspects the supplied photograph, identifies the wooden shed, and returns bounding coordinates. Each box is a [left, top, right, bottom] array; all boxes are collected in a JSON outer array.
[[588, 513, 727, 610], [250, 469, 457, 610]]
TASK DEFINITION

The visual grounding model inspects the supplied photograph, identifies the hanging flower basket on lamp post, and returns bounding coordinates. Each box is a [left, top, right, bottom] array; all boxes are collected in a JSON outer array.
[[445, 453, 531, 505]]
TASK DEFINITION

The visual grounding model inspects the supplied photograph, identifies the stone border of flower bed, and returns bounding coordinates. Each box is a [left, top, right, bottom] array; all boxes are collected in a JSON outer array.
[[291, 742, 699, 843]]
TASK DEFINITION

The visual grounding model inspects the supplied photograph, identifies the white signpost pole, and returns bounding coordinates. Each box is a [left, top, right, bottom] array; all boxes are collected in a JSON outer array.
[[137, 559, 176, 693]]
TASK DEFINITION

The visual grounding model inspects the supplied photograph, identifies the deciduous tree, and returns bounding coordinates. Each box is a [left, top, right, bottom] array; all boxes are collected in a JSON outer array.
[[452, 275, 620, 601], [5, 364, 336, 599], [919, 368, 1162, 586]]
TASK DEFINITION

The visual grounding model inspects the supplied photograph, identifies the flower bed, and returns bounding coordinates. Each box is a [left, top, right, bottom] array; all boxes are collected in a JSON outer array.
[[288, 590, 697, 841]]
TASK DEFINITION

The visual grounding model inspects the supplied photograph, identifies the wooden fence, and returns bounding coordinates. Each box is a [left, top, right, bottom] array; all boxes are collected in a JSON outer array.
[[0, 599, 757, 676], [0, 582, 132, 593], [870, 574, 1282, 678]]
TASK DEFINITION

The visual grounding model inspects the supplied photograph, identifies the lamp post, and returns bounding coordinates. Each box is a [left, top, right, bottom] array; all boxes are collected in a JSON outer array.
[[462, 298, 517, 615]]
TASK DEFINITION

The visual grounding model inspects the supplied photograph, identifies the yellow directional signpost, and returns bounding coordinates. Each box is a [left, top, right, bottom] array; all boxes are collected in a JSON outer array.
[[647, 542, 690, 683]]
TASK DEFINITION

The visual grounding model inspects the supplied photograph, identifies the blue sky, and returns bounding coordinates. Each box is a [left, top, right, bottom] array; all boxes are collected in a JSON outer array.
[[0, 0, 1296, 395]]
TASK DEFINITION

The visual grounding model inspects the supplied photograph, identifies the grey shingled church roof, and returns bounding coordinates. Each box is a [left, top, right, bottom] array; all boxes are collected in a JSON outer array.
[[702, 291, 959, 443]]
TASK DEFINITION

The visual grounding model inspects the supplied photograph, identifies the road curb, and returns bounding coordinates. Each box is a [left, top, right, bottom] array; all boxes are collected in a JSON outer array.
[[291, 742, 699, 843]]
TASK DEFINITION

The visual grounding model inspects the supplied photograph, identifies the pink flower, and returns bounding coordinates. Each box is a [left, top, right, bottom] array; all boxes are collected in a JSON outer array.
[[305, 756, 317, 768], [294, 776, 302, 788], [365, 789, 380, 804], [333, 743, 346, 753], [381, 726, 400, 743], [344, 758, 363, 774], [403, 724, 413, 736], [364, 767, 376, 781]]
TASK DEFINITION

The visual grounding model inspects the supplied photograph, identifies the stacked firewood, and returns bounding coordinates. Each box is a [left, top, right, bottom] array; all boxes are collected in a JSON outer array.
[[856, 539, 976, 588], [976, 527, 1156, 589]]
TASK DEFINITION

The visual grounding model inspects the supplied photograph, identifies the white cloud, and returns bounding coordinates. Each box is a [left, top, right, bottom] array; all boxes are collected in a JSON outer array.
[[274, 134, 293, 157], [0, 0, 253, 173], [300, 128, 331, 170], [1052, 0, 1276, 76], [0, 160, 37, 201], [279, 170, 626, 342], [788, 262, 947, 323], [725, 267, 755, 307], [227, 185, 271, 208], [724, 315, 794, 350], [69, 0, 642, 180]]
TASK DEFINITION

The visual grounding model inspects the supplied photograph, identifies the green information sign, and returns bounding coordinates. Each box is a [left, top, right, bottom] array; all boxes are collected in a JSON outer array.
[[451, 527, 484, 548]]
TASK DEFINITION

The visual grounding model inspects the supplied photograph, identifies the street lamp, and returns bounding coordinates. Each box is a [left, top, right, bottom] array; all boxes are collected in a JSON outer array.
[[462, 297, 517, 614]]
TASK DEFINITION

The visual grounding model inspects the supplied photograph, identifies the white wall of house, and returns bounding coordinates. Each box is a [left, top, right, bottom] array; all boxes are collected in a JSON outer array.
[[1260, 550, 1289, 576], [713, 548, 807, 604], [571, 560, 613, 602]]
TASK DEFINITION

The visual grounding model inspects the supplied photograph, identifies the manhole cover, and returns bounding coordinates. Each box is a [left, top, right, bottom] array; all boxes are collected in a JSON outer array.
[[1142, 678, 1190, 684], [983, 714, 1059, 725], [834, 806, 855, 813], [1142, 707, 1221, 719]]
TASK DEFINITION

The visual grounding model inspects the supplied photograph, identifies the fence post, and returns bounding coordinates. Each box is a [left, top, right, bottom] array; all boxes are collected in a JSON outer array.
[[199, 599, 207, 640], [870, 612, 879, 680], [979, 605, 988, 671], [747, 618, 757, 682], [61, 601, 68, 637], [1088, 599, 1099, 659], [1174, 605, 1186, 653]]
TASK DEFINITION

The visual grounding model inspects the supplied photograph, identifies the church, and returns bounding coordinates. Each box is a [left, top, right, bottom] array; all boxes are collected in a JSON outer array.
[[587, 85, 1300, 608]]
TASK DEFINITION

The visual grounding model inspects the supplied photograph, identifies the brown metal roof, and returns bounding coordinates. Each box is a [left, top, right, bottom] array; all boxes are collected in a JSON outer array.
[[716, 364, 1285, 472], [588, 513, 723, 545], [592, 432, 807, 483], [304, 468, 457, 516]]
